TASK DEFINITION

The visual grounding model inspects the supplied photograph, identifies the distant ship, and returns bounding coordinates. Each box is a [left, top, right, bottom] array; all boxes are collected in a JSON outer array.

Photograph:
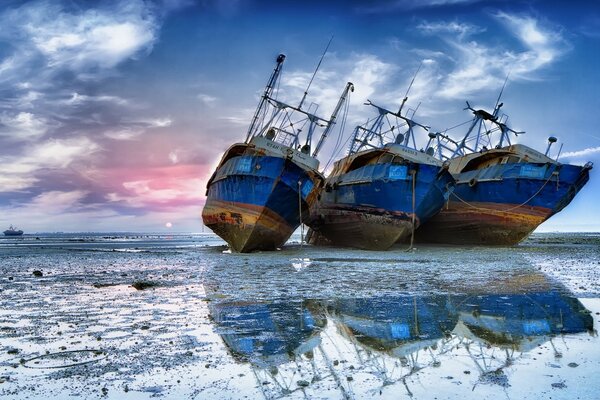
[[307, 98, 455, 250], [416, 100, 592, 245], [3, 225, 24, 236], [202, 53, 353, 252]]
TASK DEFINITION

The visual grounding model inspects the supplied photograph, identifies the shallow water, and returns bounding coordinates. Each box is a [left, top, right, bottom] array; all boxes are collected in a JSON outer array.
[[0, 232, 599, 399]]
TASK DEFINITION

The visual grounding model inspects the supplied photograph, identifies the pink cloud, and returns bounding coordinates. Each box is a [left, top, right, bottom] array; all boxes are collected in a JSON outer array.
[[104, 164, 210, 210]]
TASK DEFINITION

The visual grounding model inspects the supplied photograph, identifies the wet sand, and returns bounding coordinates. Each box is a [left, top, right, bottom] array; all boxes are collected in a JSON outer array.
[[1, 232, 599, 399]]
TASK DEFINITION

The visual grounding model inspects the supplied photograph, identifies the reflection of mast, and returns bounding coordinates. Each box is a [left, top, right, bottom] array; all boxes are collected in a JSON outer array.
[[326, 295, 457, 395]]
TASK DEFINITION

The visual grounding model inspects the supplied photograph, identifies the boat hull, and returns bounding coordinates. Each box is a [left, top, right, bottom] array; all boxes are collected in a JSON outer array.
[[416, 163, 591, 245], [308, 162, 454, 250], [3, 231, 23, 236], [202, 154, 321, 252]]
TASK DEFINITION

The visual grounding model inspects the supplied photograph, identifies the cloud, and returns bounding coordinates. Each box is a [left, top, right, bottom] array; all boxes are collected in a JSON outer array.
[[145, 118, 172, 128], [561, 146, 600, 159], [197, 93, 217, 106], [2, 0, 159, 74], [494, 11, 567, 77], [0, 112, 49, 141], [357, 0, 490, 13], [0, 176, 39, 192], [417, 21, 486, 38], [103, 129, 143, 141], [0, 137, 100, 192], [29, 190, 89, 214], [416, 12, 568, 99], [65, 92, 129, 106], [105, 165, 205, 209]]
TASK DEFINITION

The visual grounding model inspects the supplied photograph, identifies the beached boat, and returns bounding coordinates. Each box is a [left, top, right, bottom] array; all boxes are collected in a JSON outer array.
[[307, 100, 455, 250], [202, 53, 353, 252], [417, 101, 592, 245], [3, 225, 23, 236]]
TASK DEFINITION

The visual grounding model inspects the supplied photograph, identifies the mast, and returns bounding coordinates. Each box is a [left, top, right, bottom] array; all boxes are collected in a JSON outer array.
[[312, 82, 354, 157], [350, 99, 429, 155], [245, 54, 286, 143]]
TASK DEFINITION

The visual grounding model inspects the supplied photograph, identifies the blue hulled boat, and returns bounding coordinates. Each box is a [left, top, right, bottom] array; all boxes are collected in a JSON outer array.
[[202, 54, 353, 252], [307, 100, 455, 250], [417, 101, 592, 245]]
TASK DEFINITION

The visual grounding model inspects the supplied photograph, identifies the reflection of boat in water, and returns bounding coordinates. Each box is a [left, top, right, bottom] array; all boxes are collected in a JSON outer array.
[[209, 300, 326, 368], [447, 289, 594, 389], [451, 290, 594, 351], [3, 225, 24, 236], [417, 100, 592, 245], [205, 263, 595, 397], [202, 53, 353, 252], [328, 295, 456, 357]]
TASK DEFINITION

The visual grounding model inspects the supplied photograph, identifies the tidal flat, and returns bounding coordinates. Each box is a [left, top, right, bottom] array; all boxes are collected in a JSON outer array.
[[0, 232, 599, 399]]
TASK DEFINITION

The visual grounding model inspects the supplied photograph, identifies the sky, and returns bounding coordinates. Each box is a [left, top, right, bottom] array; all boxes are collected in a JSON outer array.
[[0, 0, 599, 233]]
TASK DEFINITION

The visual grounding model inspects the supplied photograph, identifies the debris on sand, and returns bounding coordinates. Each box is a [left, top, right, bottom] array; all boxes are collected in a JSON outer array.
[[131, 280, 158, 290]]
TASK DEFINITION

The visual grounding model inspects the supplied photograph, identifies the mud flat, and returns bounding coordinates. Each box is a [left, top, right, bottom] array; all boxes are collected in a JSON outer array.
[[1, 232, 599, 399]]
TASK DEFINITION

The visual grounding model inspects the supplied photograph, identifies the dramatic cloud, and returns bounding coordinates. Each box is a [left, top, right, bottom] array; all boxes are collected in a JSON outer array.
[[1, 0, 159, 76], [413, 12, 568, 100]]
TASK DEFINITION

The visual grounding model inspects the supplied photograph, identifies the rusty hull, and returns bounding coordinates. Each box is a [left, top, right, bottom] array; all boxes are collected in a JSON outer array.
[[309, 205, 415, 250], [202, 199, 294, 253], [415, 201, 551, 245]]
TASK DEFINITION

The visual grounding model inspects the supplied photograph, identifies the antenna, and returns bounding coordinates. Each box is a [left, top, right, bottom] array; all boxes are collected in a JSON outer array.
[[493, 74, 510, 117], [398, 62, 422, 114], [298, 35, 333, 110]]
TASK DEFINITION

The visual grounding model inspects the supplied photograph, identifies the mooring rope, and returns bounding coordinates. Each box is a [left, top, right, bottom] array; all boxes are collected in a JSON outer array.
[[298, 181, 304, 247], [449, 172, 556, 216], [406, 170, 417, 252]]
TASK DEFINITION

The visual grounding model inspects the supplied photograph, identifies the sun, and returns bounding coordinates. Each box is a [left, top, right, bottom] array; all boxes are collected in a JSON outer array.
[[165, 222, 173, 228]]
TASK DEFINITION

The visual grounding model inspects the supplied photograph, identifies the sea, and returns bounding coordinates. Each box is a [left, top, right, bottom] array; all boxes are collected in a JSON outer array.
[[1, 232, 599, 399]]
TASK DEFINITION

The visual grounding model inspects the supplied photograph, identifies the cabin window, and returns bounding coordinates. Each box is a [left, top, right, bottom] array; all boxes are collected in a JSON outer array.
[[346, 153, 381, 172], [377, 153, 394, 164]]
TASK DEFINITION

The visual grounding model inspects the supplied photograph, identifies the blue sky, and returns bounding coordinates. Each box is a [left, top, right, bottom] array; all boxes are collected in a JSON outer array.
[[0, 0, 599, 232]]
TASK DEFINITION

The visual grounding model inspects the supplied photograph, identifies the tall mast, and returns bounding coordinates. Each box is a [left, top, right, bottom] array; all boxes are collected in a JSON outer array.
[[312, 82, 354, 157], [245, 54, 286, 143]]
